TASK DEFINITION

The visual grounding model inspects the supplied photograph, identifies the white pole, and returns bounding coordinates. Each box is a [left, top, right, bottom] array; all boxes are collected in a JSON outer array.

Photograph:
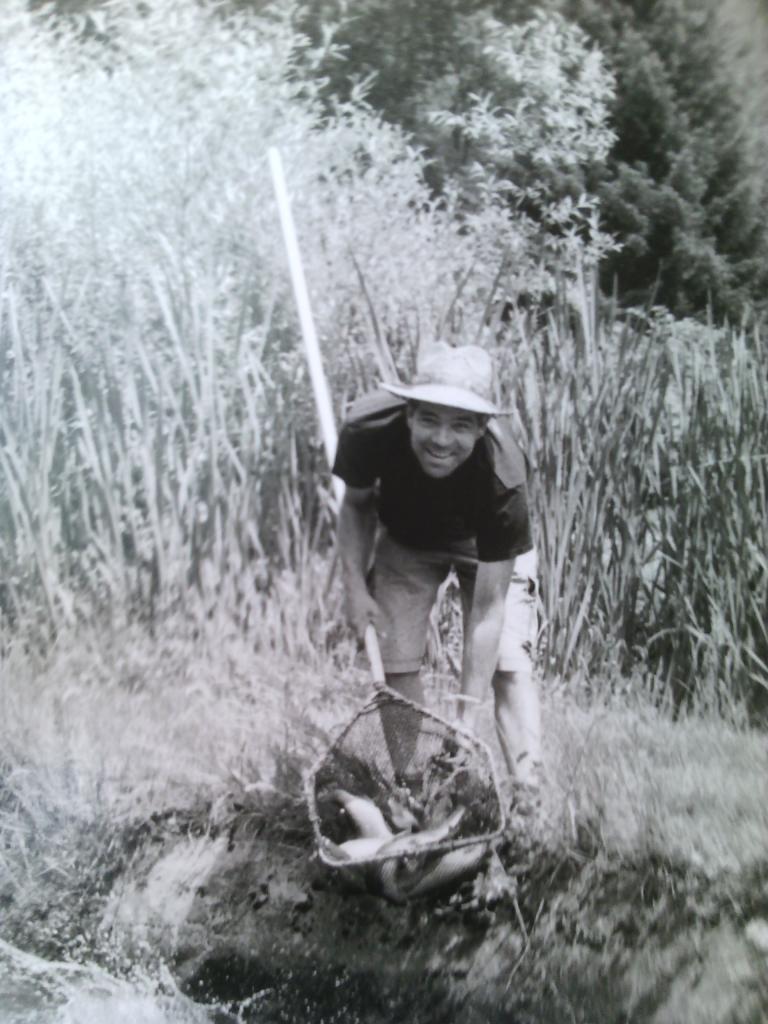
[[268, 147, 384, 683], [267, 146, 344, 510]]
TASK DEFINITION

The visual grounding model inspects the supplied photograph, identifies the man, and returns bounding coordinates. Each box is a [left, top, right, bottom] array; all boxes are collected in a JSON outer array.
[[332, 342, 541, 792]]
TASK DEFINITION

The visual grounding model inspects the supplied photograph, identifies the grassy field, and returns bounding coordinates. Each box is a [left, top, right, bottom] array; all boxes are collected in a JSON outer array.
[[2, 609, 766, 953]]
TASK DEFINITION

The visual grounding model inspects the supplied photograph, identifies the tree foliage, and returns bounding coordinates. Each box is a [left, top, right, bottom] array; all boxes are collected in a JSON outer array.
[[424, 11, 618, 274], [294, 0, 768, 320], [40, 0, 768, 317], [552, 0, 768, 318]]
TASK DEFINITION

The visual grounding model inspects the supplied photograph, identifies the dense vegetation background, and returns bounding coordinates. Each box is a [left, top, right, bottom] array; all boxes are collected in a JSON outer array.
[[1, 0, 767, 716], [287, 0, 768, 320]]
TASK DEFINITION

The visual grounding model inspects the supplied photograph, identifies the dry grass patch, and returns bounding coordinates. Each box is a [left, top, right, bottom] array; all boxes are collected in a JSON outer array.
[[0, 616, 361, 830], [542, 693, 768, 876]]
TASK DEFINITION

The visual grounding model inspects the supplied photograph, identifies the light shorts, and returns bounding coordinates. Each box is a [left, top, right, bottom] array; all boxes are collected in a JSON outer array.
[[371, 531, 538, 675]]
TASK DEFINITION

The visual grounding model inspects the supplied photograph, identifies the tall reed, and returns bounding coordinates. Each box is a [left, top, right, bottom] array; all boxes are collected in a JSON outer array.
[[0, 2, 523, 643], [1, 2, 765, 715], [501, 289, 768, 715]]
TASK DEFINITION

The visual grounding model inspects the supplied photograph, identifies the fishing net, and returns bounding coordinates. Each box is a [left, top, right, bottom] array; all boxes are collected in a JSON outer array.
[[306, 689, 505, 883]]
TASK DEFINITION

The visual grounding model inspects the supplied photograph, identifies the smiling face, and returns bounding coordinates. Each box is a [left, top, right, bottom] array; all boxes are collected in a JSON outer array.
[[406, 401, 488, 479]]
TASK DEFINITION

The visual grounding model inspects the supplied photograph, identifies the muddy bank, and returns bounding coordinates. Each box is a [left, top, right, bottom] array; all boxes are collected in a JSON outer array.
[[92, 796, 768, 1024]]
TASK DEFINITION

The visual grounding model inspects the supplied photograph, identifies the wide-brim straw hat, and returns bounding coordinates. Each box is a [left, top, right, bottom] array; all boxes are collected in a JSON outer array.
[[381, 342, 501, 416]]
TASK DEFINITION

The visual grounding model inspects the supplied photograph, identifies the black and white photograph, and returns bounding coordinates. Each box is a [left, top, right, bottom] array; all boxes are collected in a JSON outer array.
[[1, 1, 767, 1021]]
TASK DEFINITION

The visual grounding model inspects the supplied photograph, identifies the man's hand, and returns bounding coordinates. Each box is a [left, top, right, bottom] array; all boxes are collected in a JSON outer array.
[[344, 582, 382, 641], [338, 485, 380, 641]]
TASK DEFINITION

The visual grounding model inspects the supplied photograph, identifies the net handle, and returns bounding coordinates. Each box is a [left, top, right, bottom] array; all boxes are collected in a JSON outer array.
[[364, 624, 386, 687], [269, 148, 387, 693]]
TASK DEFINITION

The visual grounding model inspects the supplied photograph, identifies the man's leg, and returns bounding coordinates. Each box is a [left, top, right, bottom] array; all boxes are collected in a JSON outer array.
[[385, 670, 424, 705], [492, 669, 541, 783], [372, 534, 444, 776]]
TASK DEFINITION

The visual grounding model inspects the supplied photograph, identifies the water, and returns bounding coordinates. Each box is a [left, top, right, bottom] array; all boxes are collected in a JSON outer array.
[[0, 940, 218, 1024], [1, 938, 442, 1024]]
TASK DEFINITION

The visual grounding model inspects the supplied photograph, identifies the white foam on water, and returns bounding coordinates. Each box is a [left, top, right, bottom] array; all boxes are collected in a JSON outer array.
[[0, 939, 216, 1024], [56, 987, 213, 1024]]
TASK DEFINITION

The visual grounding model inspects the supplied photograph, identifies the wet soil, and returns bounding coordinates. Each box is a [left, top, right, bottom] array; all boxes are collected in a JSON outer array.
[[3, 786, 767, 1023], [93, 793, 768, 1024]]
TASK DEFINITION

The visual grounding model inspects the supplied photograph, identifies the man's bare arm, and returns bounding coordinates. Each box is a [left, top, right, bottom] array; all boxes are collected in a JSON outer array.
[[337, 485, 380, 637], [457, 557, 515, 729]]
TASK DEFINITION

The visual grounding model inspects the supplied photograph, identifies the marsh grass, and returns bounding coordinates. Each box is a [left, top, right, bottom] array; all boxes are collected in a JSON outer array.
[[1, 1, 765, 712], [0, 0, 558, 639], [4, 252, 765, 711], [497, 296, 768, 713]]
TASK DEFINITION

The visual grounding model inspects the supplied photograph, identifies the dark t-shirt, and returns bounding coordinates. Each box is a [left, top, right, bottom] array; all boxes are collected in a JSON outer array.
[[332, 390, 532, 562]]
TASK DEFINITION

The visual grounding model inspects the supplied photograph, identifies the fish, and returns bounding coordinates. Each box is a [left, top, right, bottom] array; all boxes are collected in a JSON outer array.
[[322, 790, 486, 903], [403, 842, 489, 899], [319, 837, 352, 863], [337, 837, 390, 861], [320, 836, 387, 863], [331, 789, 393, 839], [386, 793, 421, 832], [318, 838, 373, 894], [376, 806, 465, 859], [375, 807, 467, 903]]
